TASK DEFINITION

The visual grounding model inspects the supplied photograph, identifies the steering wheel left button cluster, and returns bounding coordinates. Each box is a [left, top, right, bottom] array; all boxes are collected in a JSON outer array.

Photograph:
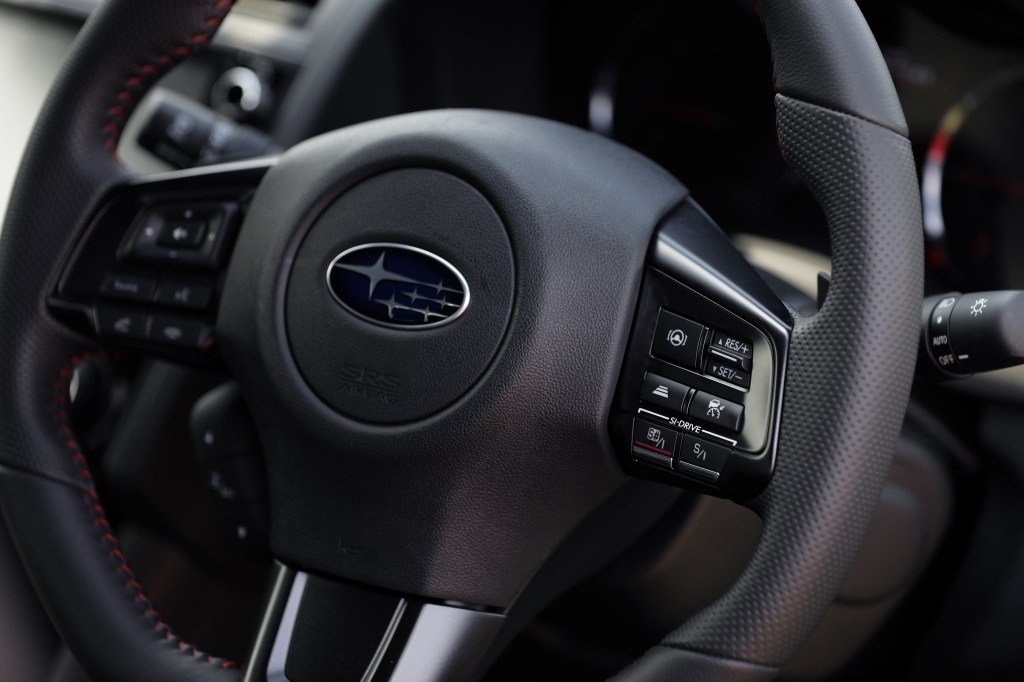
[[49, 161, 269, 363]]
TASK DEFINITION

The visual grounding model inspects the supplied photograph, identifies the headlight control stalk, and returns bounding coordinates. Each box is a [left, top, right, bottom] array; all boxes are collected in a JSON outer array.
[[920, 291, 1024, 379]]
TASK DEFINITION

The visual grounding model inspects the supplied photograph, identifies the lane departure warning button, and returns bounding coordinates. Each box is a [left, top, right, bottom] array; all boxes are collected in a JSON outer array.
[[688, 390, 744, 432]]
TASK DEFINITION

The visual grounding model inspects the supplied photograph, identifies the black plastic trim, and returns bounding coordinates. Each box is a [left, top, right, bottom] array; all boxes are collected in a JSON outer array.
[[611, 200, 792, 499], [48, 158, 274, 366]]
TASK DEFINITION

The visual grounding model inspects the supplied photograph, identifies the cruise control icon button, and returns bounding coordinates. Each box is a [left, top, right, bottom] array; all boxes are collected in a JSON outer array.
[[652, 309, 705, 369]]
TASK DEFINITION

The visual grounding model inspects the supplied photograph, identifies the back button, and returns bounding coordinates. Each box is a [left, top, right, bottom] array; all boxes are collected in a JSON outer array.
[[97, 308, 147, 340]]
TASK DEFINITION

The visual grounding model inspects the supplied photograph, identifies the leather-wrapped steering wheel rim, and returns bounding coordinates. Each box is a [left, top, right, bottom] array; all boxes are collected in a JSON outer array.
[[0, 1, 922, 680]]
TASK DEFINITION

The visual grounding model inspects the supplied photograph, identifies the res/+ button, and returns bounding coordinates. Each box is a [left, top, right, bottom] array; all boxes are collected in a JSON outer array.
[[711, 330, 752, 359]]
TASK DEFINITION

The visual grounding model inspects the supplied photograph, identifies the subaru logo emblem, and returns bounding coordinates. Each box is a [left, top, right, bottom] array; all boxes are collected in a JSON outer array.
[[326, 243, 470, 329]]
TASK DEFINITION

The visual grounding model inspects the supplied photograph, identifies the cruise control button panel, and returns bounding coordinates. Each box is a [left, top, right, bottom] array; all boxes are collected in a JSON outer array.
[[610, 258, 790, 499]]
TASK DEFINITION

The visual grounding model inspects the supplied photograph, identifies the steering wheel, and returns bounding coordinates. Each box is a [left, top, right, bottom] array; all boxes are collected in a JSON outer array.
[[0, 0, 922, 680]]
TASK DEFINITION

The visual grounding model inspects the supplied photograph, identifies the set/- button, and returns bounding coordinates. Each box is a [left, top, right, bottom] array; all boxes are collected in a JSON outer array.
[[707, 353, 751, 389], [631, 418, 677, 469], [640, 372, 691, 413]]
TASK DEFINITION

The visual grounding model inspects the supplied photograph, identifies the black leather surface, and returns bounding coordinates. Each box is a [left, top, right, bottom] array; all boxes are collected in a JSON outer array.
[[655, 96, 922, 667], [758, 0, 909, 136], [0, 0, 240, 679], [0, 467, 239, 681], [609, 646, 777, 682]]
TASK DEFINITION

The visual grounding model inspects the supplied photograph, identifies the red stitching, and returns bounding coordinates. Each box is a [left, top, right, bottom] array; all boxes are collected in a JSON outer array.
[[54, 353, 238, 670], [101, 0, 236, 158]]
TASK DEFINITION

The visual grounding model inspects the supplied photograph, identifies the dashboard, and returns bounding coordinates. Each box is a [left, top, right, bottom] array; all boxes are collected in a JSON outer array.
[[8, 0, 1024, 301], [553, 0, 1024, 296]]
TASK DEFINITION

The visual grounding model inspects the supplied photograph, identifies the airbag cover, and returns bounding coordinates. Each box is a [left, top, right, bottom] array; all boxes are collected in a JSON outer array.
[[285, 169, 513, 423]]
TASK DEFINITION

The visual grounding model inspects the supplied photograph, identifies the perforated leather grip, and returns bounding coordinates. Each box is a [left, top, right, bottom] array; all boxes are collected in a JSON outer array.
[[616, 0, 923, 677]]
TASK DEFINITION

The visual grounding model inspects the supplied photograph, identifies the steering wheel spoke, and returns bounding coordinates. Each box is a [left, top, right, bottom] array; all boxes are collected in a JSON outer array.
[[610, 200, 792, 499], [245, 565, 504, 682], [49, 158, 273, 365]]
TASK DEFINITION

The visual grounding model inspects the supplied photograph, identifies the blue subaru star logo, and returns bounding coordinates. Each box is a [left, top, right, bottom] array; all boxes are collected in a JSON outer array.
[[326, 243, 470, 329]]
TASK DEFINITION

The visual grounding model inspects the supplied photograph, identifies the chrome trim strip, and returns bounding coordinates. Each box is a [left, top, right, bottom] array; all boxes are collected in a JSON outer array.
[[388, 604, 504, 682], [266, 571, 309, 682], [359, 599, 408, 682]]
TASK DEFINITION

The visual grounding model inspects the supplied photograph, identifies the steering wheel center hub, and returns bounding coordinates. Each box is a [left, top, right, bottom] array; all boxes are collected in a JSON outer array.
[[285, 168, 513, 423]]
